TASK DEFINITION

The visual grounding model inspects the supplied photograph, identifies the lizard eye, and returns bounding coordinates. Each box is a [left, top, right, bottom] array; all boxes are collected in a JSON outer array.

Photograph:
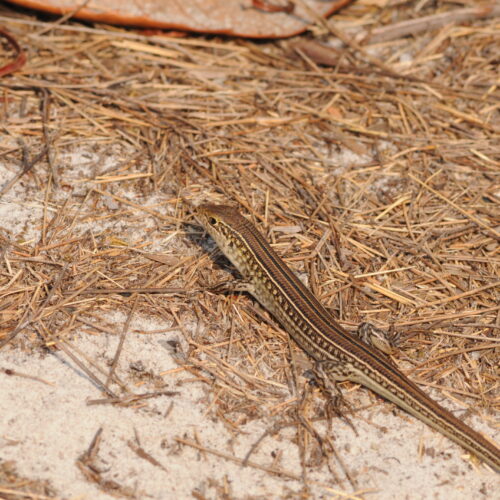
[[208, 217, 217, 225]]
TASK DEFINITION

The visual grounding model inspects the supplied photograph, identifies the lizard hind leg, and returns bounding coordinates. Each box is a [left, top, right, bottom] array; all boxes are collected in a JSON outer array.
[[356, 322, 400, 357], [307, 359, 359, 432]]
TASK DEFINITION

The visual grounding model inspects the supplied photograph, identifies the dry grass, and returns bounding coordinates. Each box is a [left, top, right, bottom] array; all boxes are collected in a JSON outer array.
[[0, 460, 56, 500], [0, 1, 499, 497]]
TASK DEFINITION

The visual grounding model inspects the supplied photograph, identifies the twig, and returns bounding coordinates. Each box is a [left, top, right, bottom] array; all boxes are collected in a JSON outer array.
[[362, 5, 500, 44], [0, 28, 26, 77]]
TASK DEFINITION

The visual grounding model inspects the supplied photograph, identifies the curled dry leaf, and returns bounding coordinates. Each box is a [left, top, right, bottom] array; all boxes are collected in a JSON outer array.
[[5, 0, 355, 38]]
